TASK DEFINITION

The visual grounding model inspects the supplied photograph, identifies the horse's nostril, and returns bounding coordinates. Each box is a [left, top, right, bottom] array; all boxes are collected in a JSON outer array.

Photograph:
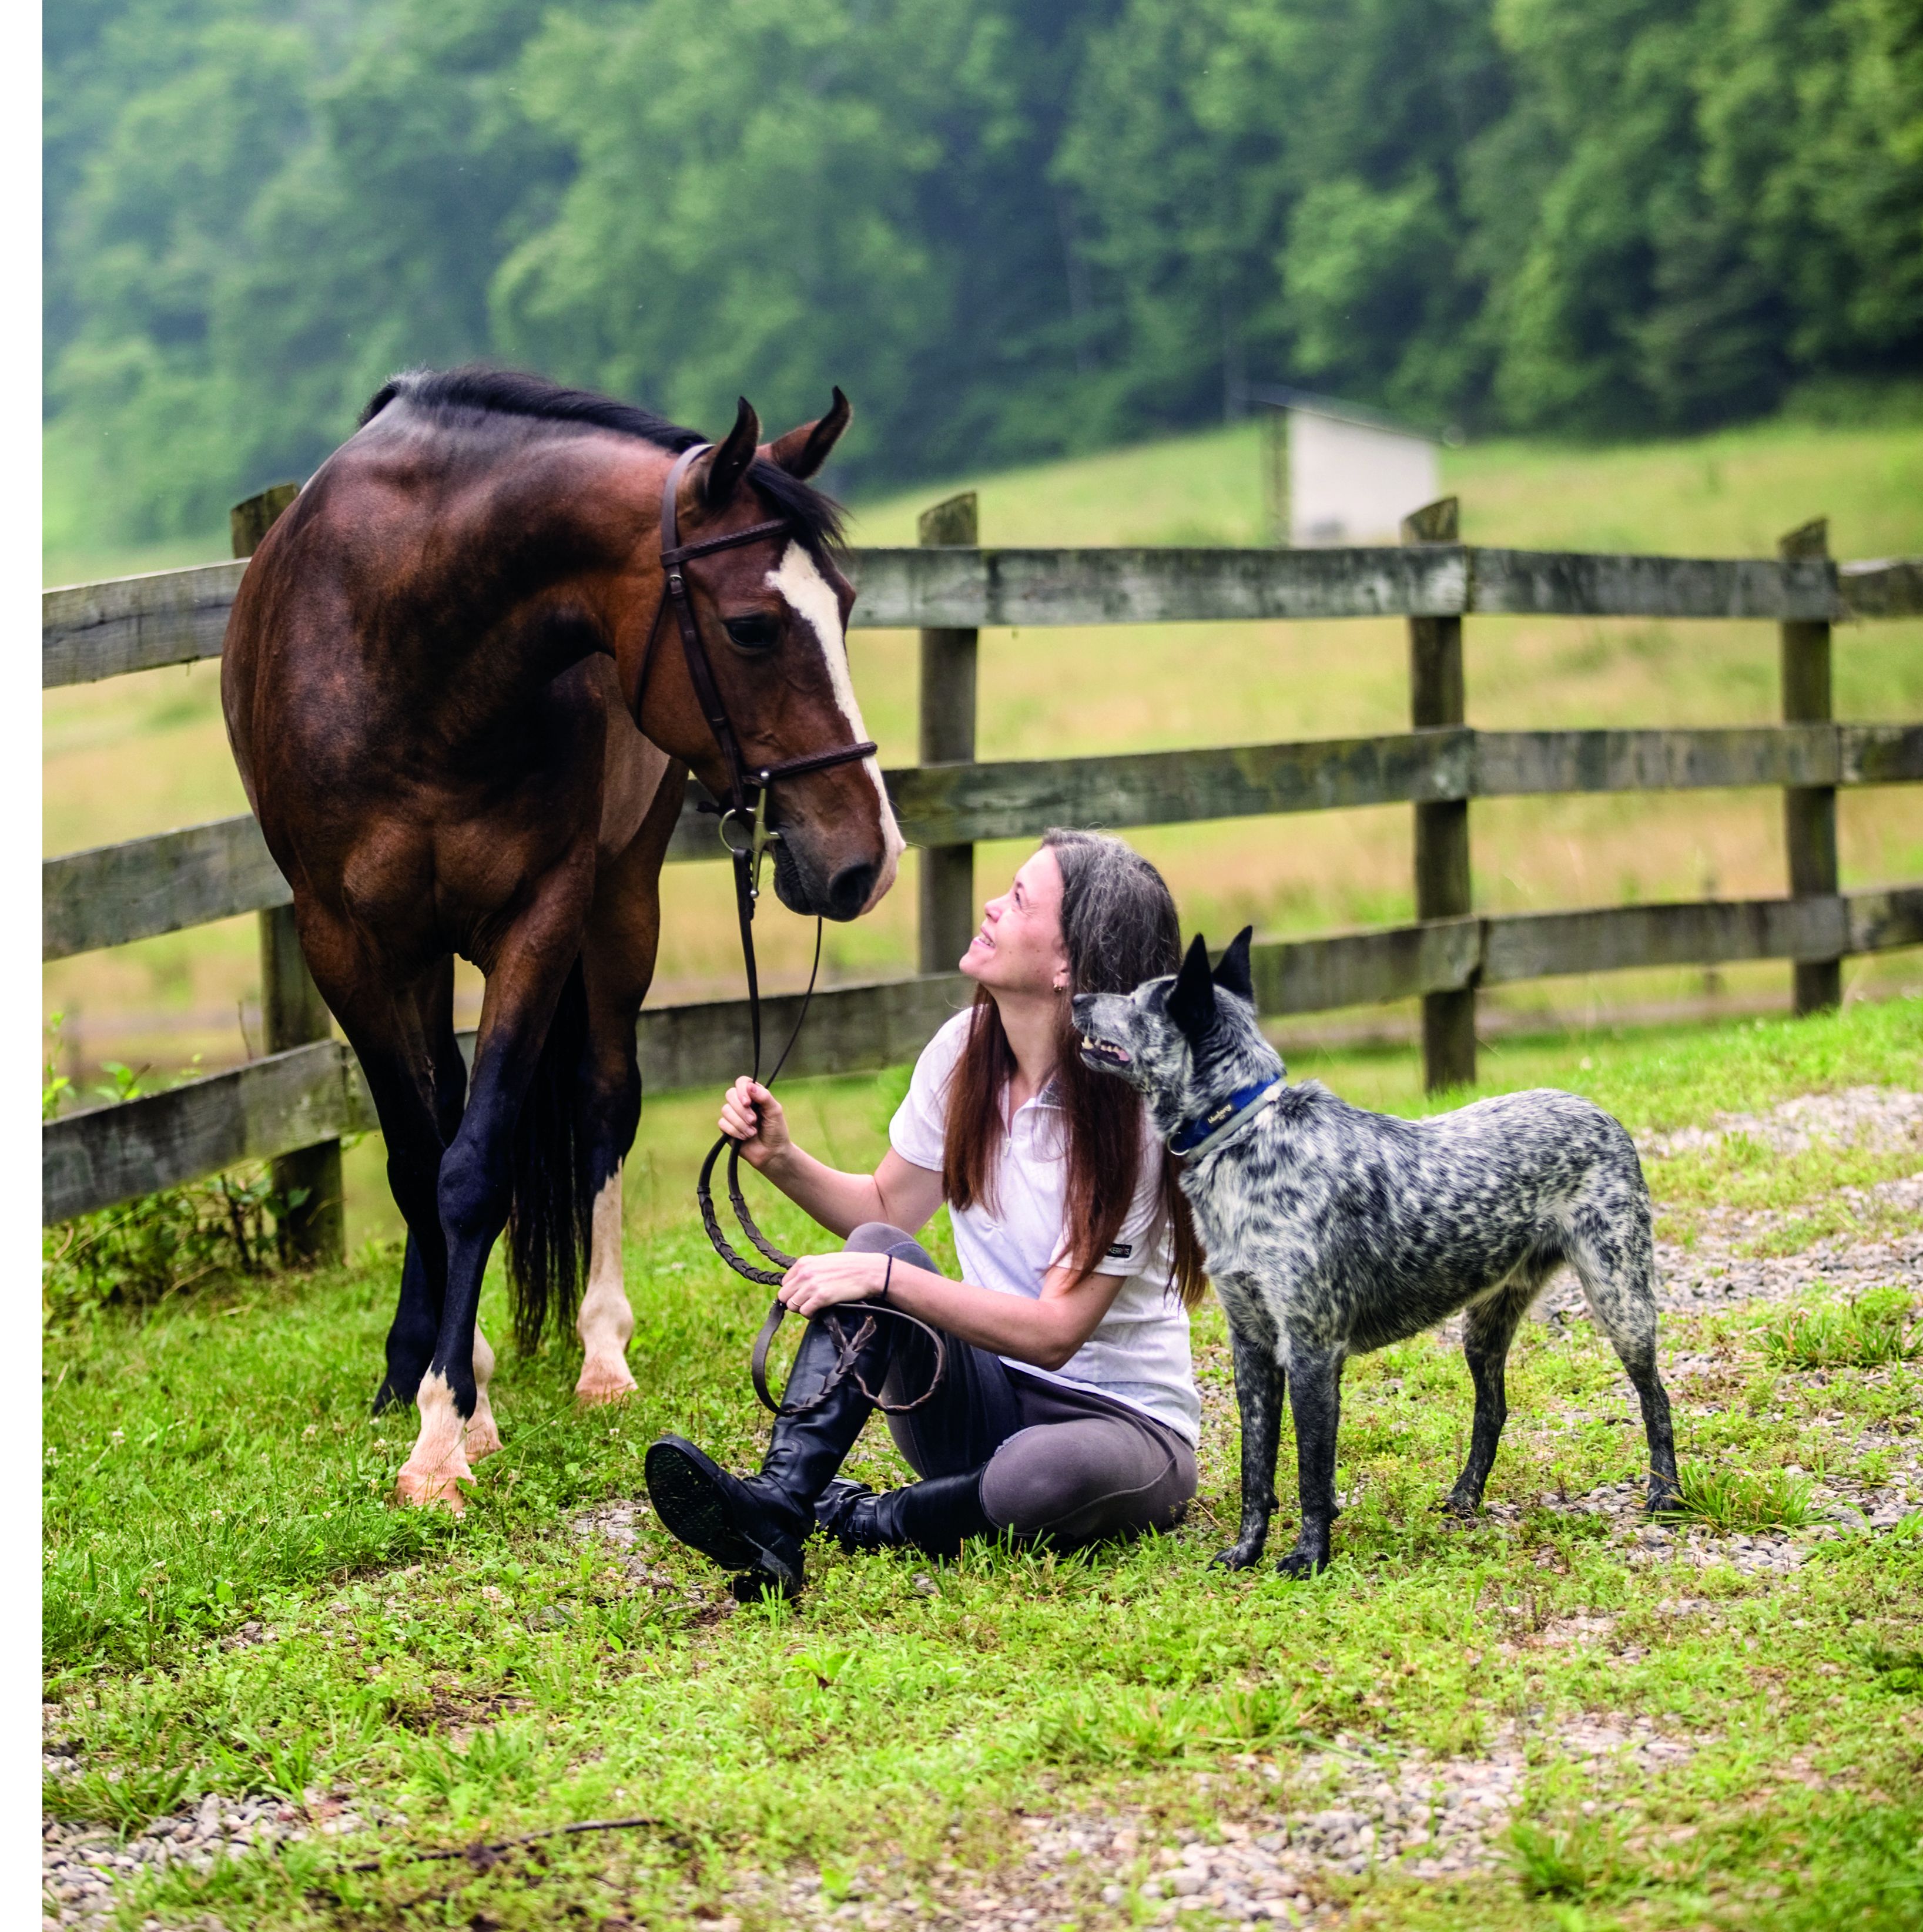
[[825, 860, 878, 921]]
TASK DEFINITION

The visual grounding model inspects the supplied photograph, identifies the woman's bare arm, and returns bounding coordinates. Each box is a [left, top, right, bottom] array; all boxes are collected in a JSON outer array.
[[716, 1077, 943, 1237], [776, 1251, 1124, 1373]]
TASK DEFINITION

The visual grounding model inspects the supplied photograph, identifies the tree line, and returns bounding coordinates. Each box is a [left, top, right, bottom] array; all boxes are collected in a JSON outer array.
[[46, 0, 1922, 545]]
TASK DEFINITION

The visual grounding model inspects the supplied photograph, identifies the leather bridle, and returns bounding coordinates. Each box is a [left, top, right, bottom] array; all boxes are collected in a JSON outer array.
[[642, 441, 946, 1417], [644, 440, 877, 903]]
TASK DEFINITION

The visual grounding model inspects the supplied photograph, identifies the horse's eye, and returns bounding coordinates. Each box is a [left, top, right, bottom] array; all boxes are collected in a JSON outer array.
[[723, 614, 781, 653]]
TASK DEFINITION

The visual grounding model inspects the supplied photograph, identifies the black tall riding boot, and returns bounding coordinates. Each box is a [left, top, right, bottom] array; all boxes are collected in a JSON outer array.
[[645, 1310, 890, 1599], [815, 1468, 997, 1561]]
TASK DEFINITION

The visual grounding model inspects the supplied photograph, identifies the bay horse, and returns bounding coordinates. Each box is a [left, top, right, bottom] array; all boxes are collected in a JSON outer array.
[[222, 367, 903, 1510]]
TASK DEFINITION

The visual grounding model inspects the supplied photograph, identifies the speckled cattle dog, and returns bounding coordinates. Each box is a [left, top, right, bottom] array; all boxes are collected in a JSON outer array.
[[1073, 927, 1681, 1578]]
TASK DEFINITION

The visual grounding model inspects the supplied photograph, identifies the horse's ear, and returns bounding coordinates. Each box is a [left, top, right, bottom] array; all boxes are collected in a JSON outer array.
[[1212, 925, 1254, 1004], [765, 387, 852, 479], [702, 397, 761, 509], [1166, 932, 1217, 1044]]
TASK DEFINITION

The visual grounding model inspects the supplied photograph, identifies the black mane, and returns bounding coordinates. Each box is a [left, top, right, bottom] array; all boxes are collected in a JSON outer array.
[[360, 364, 846, 551]]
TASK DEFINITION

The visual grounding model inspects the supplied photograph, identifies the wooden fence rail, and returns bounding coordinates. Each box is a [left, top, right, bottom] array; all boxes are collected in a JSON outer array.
[[41, 500, 1923, 1236], [41, 546, 1923, 689], [41, 723, 1923, 962], [43, 884, 1923, 1226]]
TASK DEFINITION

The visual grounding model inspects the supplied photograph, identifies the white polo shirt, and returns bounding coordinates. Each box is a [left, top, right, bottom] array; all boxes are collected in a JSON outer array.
[[889, 1011, 1201, 1445]]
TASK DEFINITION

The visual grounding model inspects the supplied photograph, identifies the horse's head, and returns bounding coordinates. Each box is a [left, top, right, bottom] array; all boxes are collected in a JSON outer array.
[[634, 391, 903, 922]]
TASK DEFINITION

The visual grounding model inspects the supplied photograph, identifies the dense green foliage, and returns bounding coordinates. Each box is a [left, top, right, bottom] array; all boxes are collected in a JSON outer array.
[[45, 0, 1923, 545]]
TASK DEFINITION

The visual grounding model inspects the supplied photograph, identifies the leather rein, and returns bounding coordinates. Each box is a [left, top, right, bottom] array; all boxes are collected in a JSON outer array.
[[646, 442, 947, 1418]]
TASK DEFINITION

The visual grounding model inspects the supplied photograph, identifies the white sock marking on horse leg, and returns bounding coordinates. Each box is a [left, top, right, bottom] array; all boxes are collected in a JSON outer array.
[[465, 1321, 502, 1460], [769, 542, 904, 906], [575, 1168, 638, 1405], [396, 1369, 473, 1513]]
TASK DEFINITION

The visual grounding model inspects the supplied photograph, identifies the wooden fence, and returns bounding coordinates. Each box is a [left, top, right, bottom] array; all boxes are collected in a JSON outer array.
[[42, 490, 1923, 1250]]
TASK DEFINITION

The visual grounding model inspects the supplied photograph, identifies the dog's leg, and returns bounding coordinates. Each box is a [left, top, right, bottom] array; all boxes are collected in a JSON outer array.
[[1214, 1324, 1284, 1569], [1278, 1346, 1342, 1578], [1569, 1199, 1682, 1511], [1444, 1287, 1530, 1517]]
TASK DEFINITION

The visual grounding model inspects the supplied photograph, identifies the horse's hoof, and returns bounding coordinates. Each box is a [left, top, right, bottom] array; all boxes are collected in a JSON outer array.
[[395, 1464, 470, 1513], [464, 1416, 504, 1461], [575, 1363, 638, 1407]]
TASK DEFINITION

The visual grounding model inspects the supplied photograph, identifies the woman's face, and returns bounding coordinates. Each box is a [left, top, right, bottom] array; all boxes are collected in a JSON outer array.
[[960, 847, 1070, 998]]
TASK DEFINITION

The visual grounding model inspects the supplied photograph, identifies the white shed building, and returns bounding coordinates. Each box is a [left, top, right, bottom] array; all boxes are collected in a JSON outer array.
[[1241, 384, 1445, 546]]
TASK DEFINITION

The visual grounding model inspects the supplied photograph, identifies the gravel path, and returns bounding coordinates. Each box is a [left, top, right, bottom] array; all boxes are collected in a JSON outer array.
[[689, 1713, 1701, 1928], [1635, 1085, 1923, 1162], [40, 1785, 370, 1930], [1560, 1084, 1922, 1319]]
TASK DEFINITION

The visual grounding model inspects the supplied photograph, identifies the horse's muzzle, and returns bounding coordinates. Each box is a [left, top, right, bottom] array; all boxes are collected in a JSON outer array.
[[823, 858, 879, 921]]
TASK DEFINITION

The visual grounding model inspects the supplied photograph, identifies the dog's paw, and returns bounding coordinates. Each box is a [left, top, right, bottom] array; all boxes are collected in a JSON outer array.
[[1210, 1541, 1267, 1572], [1275, 1546, 1328, 1581], [1439, 1492, 1481, 1522], [1644, 1482, 1684, 1515]]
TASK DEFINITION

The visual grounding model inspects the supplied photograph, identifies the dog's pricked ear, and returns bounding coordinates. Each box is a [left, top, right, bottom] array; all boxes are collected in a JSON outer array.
[[1213, 925, 1255, 1004], [1167, 932, 1217, 1043], [702, 397, 761, 508]]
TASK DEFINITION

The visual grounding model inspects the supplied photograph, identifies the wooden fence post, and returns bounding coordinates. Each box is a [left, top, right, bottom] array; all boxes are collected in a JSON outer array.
[[917, 492, 980, 975], [1403, 495, 1476, 1092], [233, 483, 345, 1266], [1779, 517, 1841, 1015]]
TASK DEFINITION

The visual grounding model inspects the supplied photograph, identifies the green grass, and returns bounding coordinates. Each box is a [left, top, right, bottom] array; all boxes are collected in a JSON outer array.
[[1668, 1463, 1825, 1532], [42, 1003, 1923, 1928], [1758, 1289, 1919, 1372]]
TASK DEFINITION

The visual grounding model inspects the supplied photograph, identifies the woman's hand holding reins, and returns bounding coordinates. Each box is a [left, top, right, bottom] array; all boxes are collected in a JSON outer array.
[[719, 1076, 788, 1172], [778, 1250, 889, 1317]]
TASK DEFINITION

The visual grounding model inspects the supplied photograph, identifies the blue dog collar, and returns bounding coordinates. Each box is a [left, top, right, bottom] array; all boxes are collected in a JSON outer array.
[[1170, 1075, 1286, 1160]]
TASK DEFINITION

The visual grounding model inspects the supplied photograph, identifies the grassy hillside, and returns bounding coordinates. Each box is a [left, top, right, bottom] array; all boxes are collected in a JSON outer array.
[[43, 413, 1923, 1241], [51, 410, 1922, 587]]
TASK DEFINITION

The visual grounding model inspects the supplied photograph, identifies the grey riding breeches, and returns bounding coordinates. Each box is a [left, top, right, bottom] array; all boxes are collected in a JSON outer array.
[[842, 1222, 1198, 1547]]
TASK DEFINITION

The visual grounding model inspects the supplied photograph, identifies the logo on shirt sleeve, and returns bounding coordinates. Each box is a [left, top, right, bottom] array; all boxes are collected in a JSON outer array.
[[1106, 1241, 1133, 1259]]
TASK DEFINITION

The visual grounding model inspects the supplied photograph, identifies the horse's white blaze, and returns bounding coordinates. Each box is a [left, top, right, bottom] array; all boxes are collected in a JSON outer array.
[[397, 1368, 473, 1510], [575, 1168, 638, 1404], [467, 1321, 502, 1460], [769, 542, 904, 905]]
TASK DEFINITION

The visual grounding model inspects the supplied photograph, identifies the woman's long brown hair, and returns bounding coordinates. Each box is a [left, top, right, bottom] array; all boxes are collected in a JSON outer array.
[[943, 829, 1208, 1307]]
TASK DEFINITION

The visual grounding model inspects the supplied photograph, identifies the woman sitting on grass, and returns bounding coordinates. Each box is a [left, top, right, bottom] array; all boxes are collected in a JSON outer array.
[[645, 828, 1207, 1598]]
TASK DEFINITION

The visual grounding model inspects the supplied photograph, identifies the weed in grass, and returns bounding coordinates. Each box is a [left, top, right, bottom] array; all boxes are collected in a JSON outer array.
[[210, 1719, 356, 1802], [1760, 1288, 1918, 1370], [1860, 1642, 1923, 1693], [409, 1720, 546, 1829], [1509, 1814, 1646, 1903], [1014, 1681, 1324, 1769], [1668, 1461, 1824, 1531], [43, 1763, 193, 1837]]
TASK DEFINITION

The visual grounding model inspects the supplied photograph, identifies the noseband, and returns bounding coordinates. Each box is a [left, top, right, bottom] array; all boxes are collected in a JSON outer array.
[[645, 442, 946, 1418], [648, 440, 876, 900]]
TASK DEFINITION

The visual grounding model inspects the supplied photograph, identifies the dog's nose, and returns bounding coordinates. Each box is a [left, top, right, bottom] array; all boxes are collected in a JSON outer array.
[[1070, 994, 1094, 1023]]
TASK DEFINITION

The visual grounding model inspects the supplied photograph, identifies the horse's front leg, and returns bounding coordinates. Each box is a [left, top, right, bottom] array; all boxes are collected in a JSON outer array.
[[572, 766, 675, 1407], [398, 874, 593, 1512]]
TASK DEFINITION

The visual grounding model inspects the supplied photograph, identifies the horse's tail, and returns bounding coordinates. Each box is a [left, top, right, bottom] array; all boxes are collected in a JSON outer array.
[[505, 957, 594, 1351]]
